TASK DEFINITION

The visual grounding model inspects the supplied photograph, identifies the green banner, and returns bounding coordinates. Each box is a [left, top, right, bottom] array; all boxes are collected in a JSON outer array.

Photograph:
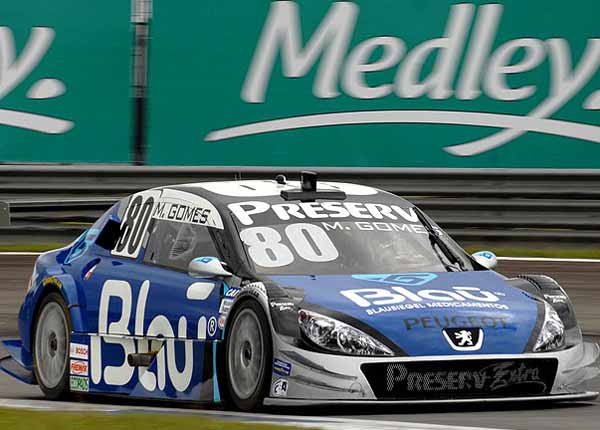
[[2, 1, 600, 168], [0, 0, 131, 163], [148, 0, 600, 167]]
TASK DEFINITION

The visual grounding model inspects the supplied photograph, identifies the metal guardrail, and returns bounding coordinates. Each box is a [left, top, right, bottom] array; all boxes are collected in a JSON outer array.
[[1, 165, 600, 244], [0, 202, 8, 227]]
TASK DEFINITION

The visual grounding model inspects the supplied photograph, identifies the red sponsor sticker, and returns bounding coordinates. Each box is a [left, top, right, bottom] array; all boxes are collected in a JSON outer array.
[[70, 360, 88, 376]]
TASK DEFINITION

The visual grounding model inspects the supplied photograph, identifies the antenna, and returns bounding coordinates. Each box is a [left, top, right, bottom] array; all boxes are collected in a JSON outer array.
[[280, 171, 346, 202]]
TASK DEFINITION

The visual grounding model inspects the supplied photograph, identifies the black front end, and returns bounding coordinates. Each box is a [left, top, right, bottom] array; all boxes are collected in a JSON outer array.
[[361, 358, 558, 400]]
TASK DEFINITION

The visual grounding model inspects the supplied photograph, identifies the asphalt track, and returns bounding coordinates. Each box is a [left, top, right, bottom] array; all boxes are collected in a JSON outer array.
[[0, 254, 598, 430]]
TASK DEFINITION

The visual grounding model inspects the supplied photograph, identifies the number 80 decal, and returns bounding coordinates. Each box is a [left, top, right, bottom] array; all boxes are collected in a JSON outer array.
[[240, 223, 339, 268], [112, 190, 160, 259]]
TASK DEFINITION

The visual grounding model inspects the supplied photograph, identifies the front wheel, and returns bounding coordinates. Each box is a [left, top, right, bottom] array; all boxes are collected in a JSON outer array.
[[32, 292, 71, 399], [225, 300, 272, 411]]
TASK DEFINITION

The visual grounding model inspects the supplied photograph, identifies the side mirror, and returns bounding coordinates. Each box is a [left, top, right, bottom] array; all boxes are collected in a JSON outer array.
[[472, 251, 498, 270], [188, 256, 232, 278]]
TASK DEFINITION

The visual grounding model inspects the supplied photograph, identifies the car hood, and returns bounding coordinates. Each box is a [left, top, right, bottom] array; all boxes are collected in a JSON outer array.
[[267, 271, 544, 356]]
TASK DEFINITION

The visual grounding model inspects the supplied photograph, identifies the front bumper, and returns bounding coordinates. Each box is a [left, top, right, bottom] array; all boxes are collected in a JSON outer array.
[[268, 335, 600, 403]]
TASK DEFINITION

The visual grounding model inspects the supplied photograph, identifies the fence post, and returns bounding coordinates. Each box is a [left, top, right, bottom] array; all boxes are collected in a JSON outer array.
[[131, 0, 152, 165], [0, 202, 9, 227]]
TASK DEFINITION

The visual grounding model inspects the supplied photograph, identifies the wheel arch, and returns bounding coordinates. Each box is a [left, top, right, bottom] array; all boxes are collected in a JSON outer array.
[[26, 274, 86, 352]]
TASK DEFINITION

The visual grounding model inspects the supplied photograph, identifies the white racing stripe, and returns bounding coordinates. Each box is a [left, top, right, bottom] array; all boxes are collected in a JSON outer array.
[[0, 398, 507, 430]]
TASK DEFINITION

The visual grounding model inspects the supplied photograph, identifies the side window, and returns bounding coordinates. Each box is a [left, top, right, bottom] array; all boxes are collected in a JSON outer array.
[[96, 218, 121, 250], [143, 220, 220, 271]]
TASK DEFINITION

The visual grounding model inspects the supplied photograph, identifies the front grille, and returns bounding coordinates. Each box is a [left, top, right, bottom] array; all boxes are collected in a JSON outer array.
[[361, 358, 558, 400]]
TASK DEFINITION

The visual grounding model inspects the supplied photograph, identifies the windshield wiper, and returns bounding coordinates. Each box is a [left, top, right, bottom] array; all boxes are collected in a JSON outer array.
[[414, 208, 465, 272]]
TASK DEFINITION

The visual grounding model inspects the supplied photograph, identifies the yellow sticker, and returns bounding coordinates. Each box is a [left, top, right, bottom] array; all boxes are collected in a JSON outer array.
[[42, 276, 63, 289]]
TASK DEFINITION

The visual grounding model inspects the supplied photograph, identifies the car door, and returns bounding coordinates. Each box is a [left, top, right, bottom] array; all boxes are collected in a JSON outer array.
[[139, 218, 223, 344], [82, 198, 225, 400], [131, 218, 224, 400]]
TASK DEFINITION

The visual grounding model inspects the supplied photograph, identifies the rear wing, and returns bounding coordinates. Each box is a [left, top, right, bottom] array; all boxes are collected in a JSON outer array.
[[0, 202, 9, 226]]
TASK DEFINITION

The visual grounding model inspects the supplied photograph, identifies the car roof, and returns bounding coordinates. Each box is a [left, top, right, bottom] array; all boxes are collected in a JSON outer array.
[[162, 179, 413, 207]]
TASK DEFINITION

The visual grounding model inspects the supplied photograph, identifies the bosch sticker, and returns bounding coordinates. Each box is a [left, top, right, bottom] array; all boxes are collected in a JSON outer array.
[[70, 343, 89, 360]]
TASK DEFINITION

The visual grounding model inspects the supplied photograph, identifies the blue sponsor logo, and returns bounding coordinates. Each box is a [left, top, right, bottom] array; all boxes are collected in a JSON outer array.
[[352, 273, 438, 286], [474, 251, 494, 260], [273, 358, 292, 377], [197, 257, 213, 263]]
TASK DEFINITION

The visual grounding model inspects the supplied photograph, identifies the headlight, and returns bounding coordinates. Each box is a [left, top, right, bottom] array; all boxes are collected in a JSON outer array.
[[298, 309, 393, 356], [534, 301, 565, 352]]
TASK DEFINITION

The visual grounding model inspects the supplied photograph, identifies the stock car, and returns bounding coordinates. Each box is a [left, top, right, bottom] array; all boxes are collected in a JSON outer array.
[[1, 172, 599, 411]]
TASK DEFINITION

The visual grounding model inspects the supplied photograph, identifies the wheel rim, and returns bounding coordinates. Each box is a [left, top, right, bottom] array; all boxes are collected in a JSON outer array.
[[35, 302, 68, 389], [228, 308, 265, 400]]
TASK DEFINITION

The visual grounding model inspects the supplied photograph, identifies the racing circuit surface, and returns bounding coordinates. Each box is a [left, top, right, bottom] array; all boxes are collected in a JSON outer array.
[[1, 254, 599, 430]]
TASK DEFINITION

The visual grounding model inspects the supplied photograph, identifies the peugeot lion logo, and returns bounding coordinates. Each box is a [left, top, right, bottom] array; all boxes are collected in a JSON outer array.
[[443, 328, 484, 351]]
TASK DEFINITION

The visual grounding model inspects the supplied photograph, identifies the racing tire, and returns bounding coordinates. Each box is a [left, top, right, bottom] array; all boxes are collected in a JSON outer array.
[[32, 292, 71, 399], [224, 299, 273, 411]]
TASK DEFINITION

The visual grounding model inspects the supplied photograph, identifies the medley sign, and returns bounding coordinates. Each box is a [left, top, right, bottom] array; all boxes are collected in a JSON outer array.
[[1, 1, 599, 167], [235, 3, 600, 157], [0, 0, 130, 163], [149, 0, 600, 167]]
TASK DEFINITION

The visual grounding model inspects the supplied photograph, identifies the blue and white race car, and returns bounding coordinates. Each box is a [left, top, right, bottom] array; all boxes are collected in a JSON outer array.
[[1, 173, 598, 410]]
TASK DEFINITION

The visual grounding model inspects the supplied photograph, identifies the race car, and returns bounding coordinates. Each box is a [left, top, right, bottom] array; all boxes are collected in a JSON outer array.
[[1, 172, 598, 411]]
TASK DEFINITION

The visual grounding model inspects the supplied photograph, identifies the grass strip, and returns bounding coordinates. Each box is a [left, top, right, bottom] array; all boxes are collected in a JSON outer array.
[[0, 407, 306, 430], [0, 243, 68, 252], [464, 246, 600, 259]]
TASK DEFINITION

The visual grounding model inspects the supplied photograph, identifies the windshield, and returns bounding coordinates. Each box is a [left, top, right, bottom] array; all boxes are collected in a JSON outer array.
[[232, 207, 475, 275]]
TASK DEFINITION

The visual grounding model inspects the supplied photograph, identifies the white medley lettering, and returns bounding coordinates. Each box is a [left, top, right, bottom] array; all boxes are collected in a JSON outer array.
[[204, 2, 600, 156], [229, 200, 418, 226], [91, 280, 211, 392], [0, 27, 74, 134]]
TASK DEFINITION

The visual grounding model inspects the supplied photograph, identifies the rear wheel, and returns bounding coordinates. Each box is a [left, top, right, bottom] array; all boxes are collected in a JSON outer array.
[[225, 300, 272, 411], [32, 292, 71, 399]]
